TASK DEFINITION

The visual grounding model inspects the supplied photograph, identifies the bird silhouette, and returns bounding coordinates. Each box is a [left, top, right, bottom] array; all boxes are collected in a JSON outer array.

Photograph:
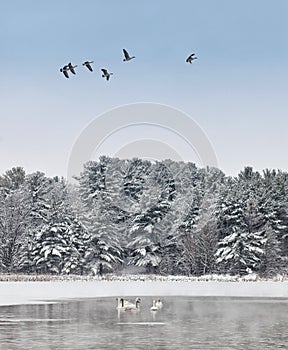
[[186, 53, 198, 63], [101, 68, 113, 81], [123, 49, 135, 61], [68, 62, 77, 74], [60, 65, 70, 78], [82, 61, 94, 72]]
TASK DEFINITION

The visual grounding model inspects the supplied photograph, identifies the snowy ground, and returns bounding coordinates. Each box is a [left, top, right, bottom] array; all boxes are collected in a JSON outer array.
[[0, 274, 287, 306]]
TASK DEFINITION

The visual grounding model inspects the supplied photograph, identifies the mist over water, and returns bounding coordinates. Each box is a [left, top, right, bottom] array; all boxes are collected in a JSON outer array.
[[0, 297, 287, 349]]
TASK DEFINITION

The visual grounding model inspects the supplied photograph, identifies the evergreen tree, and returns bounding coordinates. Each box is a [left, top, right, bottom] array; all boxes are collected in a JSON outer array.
[[83, 202, 123, 275], [259, 223, 282, 276], [216, 199, 267, 275], [126, 161, 176, 272], [0, 167, 26, 191], [0, 188, 31, 272], [122, 158, 151, 202], [24, 172, 55, 226], [28, 177, 89, 274], [0, 161, 287, 277]]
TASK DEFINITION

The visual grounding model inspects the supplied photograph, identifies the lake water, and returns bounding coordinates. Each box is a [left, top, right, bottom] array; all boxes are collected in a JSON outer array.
[[0, 296, 287, 350]]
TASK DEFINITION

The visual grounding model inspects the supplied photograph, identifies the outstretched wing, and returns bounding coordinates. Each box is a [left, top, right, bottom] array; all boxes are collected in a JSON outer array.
[[123, 49, 130, 59], [84, 62, 93, 71], [186, 53, 195, 62], [68, 63, 76, 74], [63, 70, 69, 78], [87, 63, 93, 72], [60, 66, 69, 78]]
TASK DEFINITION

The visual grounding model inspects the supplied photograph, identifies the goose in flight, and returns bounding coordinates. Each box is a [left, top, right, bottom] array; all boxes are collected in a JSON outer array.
[[101, 68, 113, 81], [68, 62, 77, 74], [60, 65, 70, 78], [186, 53, 198, 63], [82, 61, 94, 72], [123, 48, 135, 61]]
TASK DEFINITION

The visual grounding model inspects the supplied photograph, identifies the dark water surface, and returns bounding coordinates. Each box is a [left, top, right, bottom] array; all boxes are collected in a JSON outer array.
[[0, 297, 287, 349]]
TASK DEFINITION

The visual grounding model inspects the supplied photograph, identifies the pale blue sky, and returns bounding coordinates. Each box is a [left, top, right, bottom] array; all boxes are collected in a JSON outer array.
[[1, 0, 287, 178]]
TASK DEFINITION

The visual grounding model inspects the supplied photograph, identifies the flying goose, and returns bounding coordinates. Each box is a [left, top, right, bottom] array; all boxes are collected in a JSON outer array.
[[60, 65, 70, 78], [101, 68, 113, 81], [123, 48, 135, 62], [82, 61, 94, 72], [186, 53, 198, 64], [68, 62, 77, 74]]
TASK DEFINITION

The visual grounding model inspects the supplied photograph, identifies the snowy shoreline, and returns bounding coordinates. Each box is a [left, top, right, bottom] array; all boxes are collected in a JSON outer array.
[[0, 273, 287, 282], [0, 274, 287, 306]]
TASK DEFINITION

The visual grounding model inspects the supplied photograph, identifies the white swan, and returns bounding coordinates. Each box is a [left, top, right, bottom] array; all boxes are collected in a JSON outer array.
[[116, 297, 125, 309], [124, 297, 141, 311], [155, 299, 163, 309], [150, 300, 159, 311], [116, 297, 134, 309], [116, 297, 141, 311], [150, 299, 163, 311]]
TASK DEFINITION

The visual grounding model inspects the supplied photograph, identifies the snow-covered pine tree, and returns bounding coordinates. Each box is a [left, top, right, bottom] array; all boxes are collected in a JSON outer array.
[[83, 201, 123, 275], [186, 194, 219, 276], [77, 157, 125, 275], [0, 185, 31, 272], [122, 158, 151, 203], [156, 162, 200, 275], [28, 177, 89, 274], [261, 169, 288, 261], [24, 172, 55, 226], [259, 223, 282, 276], [78, 157, 110, 209], [30, 217, 89, 275], [0, 167, 26, 192], [175, 167, 224, 275], [126, 161, 176, 273], [216, 198, 267, 275]]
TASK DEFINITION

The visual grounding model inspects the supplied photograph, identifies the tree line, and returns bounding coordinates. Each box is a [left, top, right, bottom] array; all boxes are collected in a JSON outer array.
[[0, 157, 287, 277]]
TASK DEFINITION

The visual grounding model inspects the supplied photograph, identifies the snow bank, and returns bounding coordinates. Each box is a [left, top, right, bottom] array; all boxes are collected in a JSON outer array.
[[0, 273, 287, 282], [0, 277, 287, 307]]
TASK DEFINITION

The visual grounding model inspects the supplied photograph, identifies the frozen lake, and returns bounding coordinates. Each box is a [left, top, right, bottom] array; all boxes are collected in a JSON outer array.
[[0, 296, 287, 350]]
